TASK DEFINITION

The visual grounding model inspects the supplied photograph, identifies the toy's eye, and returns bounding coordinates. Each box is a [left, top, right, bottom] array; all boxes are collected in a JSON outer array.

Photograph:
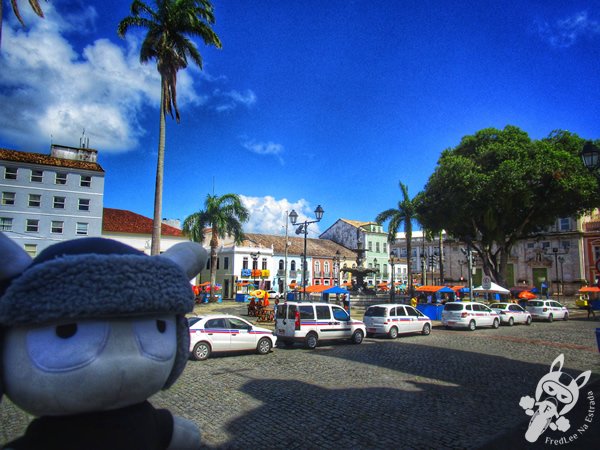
[[557, 392, 571, 403], [544, 384, 557, 395], [133, 316, 176, 361], [27, 321, 109, 372]]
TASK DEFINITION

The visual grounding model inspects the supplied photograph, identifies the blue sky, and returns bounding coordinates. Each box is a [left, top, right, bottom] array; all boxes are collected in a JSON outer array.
[[1, 0, 599, 237]]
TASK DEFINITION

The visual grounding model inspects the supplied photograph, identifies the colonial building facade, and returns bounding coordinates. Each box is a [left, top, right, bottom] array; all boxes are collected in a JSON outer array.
[[0, 144, 105, 256]]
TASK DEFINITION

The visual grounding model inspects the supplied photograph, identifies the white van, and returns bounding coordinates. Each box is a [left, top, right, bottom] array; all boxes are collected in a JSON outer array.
[[441, 301, 500, 330], [275, 301, 366, 349]]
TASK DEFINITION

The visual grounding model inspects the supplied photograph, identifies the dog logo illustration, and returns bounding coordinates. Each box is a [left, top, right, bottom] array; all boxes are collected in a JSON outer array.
[[519, 354, 591, 443]]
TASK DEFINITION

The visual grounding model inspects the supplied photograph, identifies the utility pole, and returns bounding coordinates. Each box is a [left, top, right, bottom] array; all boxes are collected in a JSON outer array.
[[284, 211, 289, 295]]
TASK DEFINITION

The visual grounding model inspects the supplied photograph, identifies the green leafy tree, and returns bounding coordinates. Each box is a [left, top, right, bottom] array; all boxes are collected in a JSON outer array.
[[118, 0, 221, 255], [183, 194, 249, 301], [376, 182, 419, 297], [1, 0, 45, 48], [417, 125, 598, 286]]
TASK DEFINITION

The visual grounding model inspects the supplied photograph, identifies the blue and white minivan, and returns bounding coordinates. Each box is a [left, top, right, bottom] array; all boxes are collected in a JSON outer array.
[[275, 302, 366, 349]]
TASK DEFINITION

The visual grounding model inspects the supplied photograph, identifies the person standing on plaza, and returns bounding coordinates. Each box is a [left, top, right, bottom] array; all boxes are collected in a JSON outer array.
[[587, 300, 596, 320]]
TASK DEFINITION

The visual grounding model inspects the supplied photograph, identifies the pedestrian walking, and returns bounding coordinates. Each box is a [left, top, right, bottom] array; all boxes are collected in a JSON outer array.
[[587, 300, 596, 320]]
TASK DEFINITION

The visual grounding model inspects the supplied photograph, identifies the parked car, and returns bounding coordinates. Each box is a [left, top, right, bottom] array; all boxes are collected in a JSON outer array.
[[525, 299, 569, 322], [267, 290, 281, 299], [188, 314, 276, 361], [489, 302, 532, 326], [363, 304, 432, 338], [441, 301, 500, 331], [275, 301, 366, 349]]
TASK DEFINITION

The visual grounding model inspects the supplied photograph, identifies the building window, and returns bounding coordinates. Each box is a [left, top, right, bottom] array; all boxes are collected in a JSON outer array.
[[527, 242, 535, 249], [55, 172, 68, 185], [24, 244, 37, 257], [315, 261, 320, 274], [242, 257, 248, 270], [4, 167, 17, 180], [291, 261, 296, 271], [0, 217, 13, 231], [2, 192, 15, 205], [376, 242, 380, 252], [51, 221, 64, 234], [324, 261, 330, 275], [560, 240, 571, 250], [76, 222, 88, 235], [224, 257, 229, 270], [28, 194, 41, 207], [53, 196, 66, 209], [78, 198, 90, 211], [383, 242, 387, 253], [368, 241, 372, 251], [31, 170, 43, 182], [80, 175, 91, 187], [261, 258, 267, 270], [558, 218, 571, 231], [26, 219, 39, 232], [279, 259, 284, 270]]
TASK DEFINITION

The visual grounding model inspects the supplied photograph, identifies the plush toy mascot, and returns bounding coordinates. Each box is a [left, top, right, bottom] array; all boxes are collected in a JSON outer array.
[[0, 233, 207, 450]]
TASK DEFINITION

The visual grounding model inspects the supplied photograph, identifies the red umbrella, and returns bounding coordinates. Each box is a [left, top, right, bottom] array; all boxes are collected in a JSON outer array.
[[518, 290, 536, 300]]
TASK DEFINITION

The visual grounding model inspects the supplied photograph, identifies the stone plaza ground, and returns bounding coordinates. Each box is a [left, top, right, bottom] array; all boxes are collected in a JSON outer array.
[[1, 300, 599, 449]]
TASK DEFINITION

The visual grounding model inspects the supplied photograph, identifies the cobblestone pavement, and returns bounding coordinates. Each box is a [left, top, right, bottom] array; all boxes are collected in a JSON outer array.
[[1, 301, 599, 449]]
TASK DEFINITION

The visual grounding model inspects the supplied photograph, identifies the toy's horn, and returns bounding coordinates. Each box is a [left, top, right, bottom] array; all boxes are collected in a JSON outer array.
[[0, 232, 32, 282], [160, 242, 208, 280]]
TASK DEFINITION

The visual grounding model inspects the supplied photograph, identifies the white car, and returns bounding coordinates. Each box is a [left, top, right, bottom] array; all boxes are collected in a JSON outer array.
[[441, 301, 500, 331], [525, 299, 569, 322], [188, 314, 276, 360], [267, 290, 281, 299], [489, 302, 532, 326], [363, 304, 432, 338], [275, 302, 366, 349]]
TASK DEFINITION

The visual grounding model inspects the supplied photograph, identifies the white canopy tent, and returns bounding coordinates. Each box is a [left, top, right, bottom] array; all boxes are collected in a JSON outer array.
[[473, 282, 510, 294]]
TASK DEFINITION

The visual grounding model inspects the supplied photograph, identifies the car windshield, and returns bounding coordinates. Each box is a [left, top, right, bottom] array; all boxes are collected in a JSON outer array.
[[490, 303, 506, 309], [188, 317, 201, 326], [364, 306, 387, 317], [528, 301, 544, 307], [444, 303, 463, 311]]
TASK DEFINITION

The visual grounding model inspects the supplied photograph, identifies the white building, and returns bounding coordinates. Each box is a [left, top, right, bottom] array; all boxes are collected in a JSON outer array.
[[0, 144, 105, 256]]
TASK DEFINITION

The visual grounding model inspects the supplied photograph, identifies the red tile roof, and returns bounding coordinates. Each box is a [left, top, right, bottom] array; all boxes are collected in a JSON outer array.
[[0, 148, 104, 172], [103, 208, 183, 237], [242, 233, 355, 259]]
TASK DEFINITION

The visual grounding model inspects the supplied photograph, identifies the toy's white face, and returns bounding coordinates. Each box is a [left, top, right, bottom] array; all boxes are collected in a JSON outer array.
[[2, 315, 177, 416]]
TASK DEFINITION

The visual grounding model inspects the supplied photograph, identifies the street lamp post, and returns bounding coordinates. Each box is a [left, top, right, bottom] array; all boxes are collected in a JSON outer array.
[[250, 251, 261, 288], [333, 250, 342, 286], [558, 256, 565, 296], [545, 246, 568, 298], [289, 205, 324, 301], [389, 257, 399, 304]]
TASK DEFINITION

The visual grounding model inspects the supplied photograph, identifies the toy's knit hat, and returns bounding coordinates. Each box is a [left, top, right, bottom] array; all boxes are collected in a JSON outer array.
[[0, 234, 207, 391]]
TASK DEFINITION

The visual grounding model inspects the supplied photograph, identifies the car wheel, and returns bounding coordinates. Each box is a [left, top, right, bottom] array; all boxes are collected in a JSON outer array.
[[563, 312, 569, 321], [508, 317, 514, 327], [192, 342, 211, 361], [492, 318, 500, 329], [305, 332, 318, 349], [421, 323, 431, 335], [257, 337, 272, 355], [388, 326, 399, 339], [548, 314, 554, 323], [468, 320, 476, 331], [351, 330, 364, 344], [526, 316, 532, 326]]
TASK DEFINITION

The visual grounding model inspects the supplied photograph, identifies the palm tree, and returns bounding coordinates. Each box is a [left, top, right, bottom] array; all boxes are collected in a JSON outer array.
[[1, 0, 45, 48], [118, 0, 221, 255], [375, 182, 419, 298], [183, 194, 249, 301]]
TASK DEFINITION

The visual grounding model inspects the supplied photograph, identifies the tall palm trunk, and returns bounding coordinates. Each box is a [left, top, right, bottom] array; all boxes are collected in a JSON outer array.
[[406, 232, 413, 297], [151, 85, 167, 255], [209, 226, 219, 301]]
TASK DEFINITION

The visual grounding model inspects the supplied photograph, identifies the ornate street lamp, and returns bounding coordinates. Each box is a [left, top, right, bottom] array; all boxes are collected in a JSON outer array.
[[580, 141, 600, 173], [289, 205, 324, 301], [250, 250, 261, 287]]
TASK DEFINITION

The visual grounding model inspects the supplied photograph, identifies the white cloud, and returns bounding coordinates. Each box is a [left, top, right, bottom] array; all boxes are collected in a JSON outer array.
[[536, 11, 600, 48], [213, 88, 257, 112], [0, 4, 253, 152], [241, 138, 284, 164], [240, 195, 322, 236]]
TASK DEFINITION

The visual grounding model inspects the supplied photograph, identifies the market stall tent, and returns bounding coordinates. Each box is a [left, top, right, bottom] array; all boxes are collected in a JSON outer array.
[[473, 282, 510, 294]]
